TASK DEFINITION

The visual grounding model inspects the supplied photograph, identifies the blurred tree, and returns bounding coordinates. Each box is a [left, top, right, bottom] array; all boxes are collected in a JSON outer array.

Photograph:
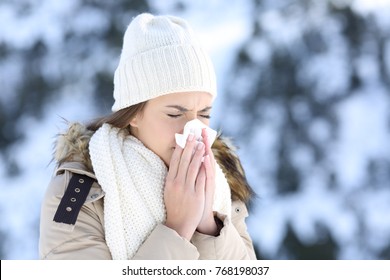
[[0, 0, 151, 176], [0, 230, 5, 259], [222, 0, 390, 259], [277, 222, 338, 259]]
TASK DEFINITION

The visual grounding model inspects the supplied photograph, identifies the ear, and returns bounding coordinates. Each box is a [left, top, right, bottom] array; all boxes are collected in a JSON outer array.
[[129, 116, 138, 128]]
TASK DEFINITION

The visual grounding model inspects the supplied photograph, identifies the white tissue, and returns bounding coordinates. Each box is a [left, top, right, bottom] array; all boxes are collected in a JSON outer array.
[[175, 119, 217, 148]]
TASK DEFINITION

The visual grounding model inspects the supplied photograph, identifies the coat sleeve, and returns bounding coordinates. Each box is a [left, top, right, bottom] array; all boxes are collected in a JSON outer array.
[[190, 200, 257, 260], [39, 170, 112, 260], [132, 225, 199, 259], [132, 201, 257, 260]]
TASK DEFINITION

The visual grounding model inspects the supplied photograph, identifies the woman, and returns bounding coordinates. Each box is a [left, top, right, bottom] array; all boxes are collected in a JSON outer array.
[[39, 13, 256, 260]]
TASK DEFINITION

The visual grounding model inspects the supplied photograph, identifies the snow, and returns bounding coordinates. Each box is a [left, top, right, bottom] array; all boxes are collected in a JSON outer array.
[[0, 84, 99, 259], [0, 0, 77, 49], [259, 10, 303, 46], [353, 0, 390, 12], [334, 87, 390, 189]]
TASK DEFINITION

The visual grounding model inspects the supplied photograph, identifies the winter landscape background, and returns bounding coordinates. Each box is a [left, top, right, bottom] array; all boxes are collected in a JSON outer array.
[[0, 0, 390, 259]]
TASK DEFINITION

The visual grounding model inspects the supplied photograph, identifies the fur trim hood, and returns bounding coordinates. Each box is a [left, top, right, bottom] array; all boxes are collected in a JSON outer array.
[[54, 122, 253, 203]]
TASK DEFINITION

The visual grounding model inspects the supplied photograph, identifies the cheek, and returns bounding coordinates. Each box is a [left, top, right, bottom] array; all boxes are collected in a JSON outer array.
[[149, 121, 178, 155], [200, 119, 210, 126], [144, 118, 184, 146], [161, 123, 183, 164], [161, 120, 185, 139]]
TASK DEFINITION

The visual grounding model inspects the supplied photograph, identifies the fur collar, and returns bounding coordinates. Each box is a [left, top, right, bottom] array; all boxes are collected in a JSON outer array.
[[54, 122, 253, 203]]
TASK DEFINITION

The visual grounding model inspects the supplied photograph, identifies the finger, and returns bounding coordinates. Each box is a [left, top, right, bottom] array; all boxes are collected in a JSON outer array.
[[166, 143, 183, 182], [202, 128, 216, 171], [201, 128, 210, 154], [203, 155, 215, 183], [195, 164, 206, 196], [186, 142, 205, 184], [203, 155, 216, 207], [176, 133, 197, 181]]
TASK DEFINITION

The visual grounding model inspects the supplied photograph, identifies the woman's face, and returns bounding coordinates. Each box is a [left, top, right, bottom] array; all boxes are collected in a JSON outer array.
[[130, 91, 213, 166]]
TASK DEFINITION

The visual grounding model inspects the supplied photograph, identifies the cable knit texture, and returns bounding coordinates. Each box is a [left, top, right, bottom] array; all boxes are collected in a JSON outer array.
[[89, 123, 231, 259], [112, 13, 217, 111]]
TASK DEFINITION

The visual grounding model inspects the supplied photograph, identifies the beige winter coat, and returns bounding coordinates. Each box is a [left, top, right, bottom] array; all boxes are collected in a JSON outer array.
[[39, 123, 257, 260]]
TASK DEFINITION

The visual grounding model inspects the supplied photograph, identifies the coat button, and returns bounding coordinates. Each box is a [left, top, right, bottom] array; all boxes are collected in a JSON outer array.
[[75, 188, 80, 193], [70, 198, 76, 202], [66, 207, 72, 212], [79, 178, 84, 183]]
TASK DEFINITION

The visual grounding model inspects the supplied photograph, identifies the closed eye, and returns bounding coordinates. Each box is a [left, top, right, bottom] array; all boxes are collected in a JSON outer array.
[[167, 114, 182, 118], [199, 115, 211, 119]]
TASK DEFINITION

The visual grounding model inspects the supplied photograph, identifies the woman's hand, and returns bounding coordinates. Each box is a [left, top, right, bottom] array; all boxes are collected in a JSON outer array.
[[196, 128, 219, 236], [164, 133, 206, 240]]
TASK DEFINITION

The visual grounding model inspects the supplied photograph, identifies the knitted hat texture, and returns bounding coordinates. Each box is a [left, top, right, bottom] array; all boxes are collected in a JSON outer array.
[[112, 13, 217, 111]]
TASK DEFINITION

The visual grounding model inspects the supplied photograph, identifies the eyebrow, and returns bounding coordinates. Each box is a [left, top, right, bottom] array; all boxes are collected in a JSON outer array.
[[165, 105, 212, 112]]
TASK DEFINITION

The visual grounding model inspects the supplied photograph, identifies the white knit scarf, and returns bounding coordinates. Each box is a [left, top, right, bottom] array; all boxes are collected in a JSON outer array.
[[89, 123, 231, 259]]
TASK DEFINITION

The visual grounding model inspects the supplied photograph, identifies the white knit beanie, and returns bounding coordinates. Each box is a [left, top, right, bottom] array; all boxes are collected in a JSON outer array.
[[112, 13, 217, 111]]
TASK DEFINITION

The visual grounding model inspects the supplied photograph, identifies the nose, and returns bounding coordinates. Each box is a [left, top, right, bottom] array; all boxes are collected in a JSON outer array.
[[177, 113, 197, 134], [185, 111, 197, 122]]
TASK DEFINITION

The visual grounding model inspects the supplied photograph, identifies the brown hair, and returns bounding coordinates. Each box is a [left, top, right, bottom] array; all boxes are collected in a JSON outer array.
[[87, 102, 147, 132]]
